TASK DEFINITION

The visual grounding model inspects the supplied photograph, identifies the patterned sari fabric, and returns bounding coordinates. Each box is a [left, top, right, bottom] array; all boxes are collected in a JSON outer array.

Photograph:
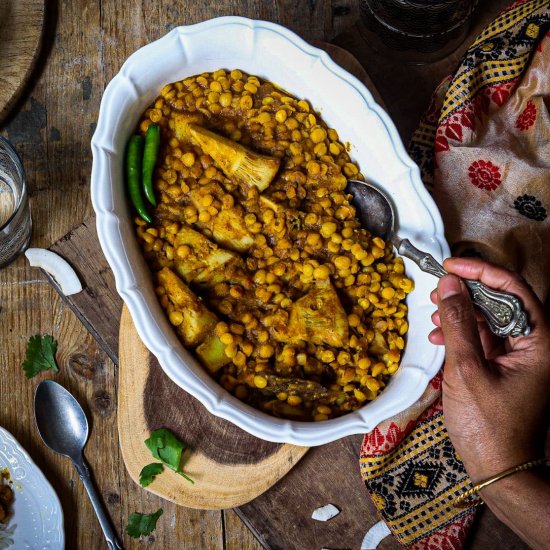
[[360, 1, 550, 548], [410, 0, 550, 299]]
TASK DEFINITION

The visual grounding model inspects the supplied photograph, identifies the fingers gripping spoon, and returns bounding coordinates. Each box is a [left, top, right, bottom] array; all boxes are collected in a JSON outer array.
[[346, 179, 530, 338], [34, 380, 124, 549]]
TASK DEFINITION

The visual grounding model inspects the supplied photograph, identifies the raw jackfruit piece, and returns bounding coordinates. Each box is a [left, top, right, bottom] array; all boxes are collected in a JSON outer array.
[[157, 267, 231, 373], [174, 118, 280, 192], [172, 224, 250, 289], [288, 281, 348, 347], [211, 208, 254, 253], [174, 225, 237, 282], [157, 267, 217, 347], [187, 189, 254, 253], [195, 333, 231, 373]]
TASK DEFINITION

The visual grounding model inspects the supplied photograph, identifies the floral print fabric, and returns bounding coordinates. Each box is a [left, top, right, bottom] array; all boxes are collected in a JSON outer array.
[[410, 0, 550, 299], [361, 1, 550, 548]]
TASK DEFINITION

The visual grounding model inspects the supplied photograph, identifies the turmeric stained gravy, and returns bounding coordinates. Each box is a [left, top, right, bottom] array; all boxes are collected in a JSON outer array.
[[134, 69, 413, 421]]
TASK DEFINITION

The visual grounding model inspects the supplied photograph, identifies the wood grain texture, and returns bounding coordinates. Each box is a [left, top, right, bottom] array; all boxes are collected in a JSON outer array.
[[0, 0, 530, 548], [50, 218, 121, 363], [0, 267, 221, 550], [119, 306, 308, 510], [0, 0, 45, 124], [142, 361, 284, 468]]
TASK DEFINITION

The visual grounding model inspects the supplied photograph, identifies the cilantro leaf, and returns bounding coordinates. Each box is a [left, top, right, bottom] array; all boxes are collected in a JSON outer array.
[[144, 428, 194, 484], [22, 335, 59, 379], [126, 508, 163, 538], [139, 463, 163, 487]]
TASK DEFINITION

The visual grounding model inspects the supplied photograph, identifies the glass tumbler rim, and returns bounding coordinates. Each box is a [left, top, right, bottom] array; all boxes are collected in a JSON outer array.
[[361, 0, 479, 40], [0, 135, 27, 233]]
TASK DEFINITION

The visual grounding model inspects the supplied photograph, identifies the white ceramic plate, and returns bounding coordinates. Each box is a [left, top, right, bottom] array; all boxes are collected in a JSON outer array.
[[0, 427, 64, 549], [91, 16, 449, 446]]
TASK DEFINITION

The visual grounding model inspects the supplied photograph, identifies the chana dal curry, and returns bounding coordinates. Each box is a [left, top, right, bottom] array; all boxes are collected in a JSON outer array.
[[132, 69, 414, 422]]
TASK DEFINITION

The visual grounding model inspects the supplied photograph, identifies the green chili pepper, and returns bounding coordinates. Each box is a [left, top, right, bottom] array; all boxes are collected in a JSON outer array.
[[126, 134, 152, 223], [142, 124, 160, 206]]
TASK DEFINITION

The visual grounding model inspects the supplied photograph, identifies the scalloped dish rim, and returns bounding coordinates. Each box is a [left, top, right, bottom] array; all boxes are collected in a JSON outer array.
[[90, 16, 448, 446], [0, 426, 65, 548]]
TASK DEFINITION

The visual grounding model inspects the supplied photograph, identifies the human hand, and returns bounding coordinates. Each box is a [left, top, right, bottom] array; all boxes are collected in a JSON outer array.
[[429, 257, 550, 482]]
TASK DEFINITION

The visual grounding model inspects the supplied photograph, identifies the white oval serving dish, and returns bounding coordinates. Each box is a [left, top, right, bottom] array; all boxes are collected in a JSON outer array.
[[91, 16, 448, 446]]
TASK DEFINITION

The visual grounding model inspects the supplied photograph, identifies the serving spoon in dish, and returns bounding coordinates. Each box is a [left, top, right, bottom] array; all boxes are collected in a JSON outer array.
[[346, 179, 530, 338], [34, 380, 124, 550]]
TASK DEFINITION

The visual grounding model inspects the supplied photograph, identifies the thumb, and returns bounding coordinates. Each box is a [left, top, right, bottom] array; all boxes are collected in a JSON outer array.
[[437, 275, 484, 367]]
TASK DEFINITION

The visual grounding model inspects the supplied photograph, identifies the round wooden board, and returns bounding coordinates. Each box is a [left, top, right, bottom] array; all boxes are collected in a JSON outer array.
[[118, 306, 309, 509], [117, 43, 381, 510], [0, 0, 45, 125]]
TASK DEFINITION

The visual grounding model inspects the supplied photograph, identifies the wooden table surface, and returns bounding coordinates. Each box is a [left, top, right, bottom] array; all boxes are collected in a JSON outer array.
[[0, 1, 513, 549]]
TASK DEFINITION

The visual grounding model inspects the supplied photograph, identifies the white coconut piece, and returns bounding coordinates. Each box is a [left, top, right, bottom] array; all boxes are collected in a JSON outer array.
[[25, 248, 82, 296], [311, 503, 340, 522], [361, 520, 391, 549]]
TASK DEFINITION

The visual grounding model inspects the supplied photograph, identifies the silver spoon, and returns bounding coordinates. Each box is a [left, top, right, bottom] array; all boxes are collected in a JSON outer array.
[[34, 380, 124, 550], [347, 179, 530, 338]]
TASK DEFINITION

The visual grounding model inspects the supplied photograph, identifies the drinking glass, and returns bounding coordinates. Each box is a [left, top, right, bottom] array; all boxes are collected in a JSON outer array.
[[0, 137, 32, 267], [359, 0, 479, 63]]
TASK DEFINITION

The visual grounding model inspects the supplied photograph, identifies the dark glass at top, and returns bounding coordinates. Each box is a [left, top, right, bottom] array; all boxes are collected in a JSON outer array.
[[360, 0, 479, 60]]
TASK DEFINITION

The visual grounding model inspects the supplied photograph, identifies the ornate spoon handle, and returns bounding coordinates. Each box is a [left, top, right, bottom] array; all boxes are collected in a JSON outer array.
[[396, 238, 531, 338]]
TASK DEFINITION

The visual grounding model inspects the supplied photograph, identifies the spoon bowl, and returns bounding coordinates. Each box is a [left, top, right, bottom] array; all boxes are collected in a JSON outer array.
[[346, 178, 395, 241], [34, 380, 89, 460], [346, 179, 530, 338]]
